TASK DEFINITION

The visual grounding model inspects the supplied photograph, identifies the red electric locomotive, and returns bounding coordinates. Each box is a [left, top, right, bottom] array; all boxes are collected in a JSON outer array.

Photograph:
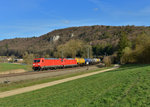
[[63, 58, 77, 67], [32, 58, 77, 71]]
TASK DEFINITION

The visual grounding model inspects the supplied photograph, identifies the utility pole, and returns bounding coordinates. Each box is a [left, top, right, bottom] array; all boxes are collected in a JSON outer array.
[[86, 46, 90, 70], [61, 50, 63, 58], [86, 46, 90, 58]]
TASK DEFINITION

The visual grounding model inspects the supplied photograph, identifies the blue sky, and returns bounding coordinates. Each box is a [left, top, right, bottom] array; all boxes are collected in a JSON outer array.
[[0, 0, 150, 40]]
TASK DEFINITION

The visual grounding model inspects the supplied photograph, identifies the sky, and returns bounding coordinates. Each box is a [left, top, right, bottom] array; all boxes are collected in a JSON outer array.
[[0, 0, 150, 40]]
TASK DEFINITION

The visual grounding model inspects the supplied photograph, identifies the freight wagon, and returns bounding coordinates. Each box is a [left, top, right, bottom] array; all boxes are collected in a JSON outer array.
[[75, 58, 85, 65], [84, 58, 92, 65]]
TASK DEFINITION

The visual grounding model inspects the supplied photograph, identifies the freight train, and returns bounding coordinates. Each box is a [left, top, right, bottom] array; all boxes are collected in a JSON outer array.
[[32, 58, 101, 71]]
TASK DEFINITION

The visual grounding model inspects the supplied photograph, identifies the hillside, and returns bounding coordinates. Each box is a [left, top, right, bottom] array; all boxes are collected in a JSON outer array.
[[0, 25, 150, 57]]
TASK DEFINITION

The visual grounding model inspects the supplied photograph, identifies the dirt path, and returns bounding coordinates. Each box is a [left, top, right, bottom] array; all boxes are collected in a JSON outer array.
[[0, 65, 119, 98], [0, 69, 26, 75]]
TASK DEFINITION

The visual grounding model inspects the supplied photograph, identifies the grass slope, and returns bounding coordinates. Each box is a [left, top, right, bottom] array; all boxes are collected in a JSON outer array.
[[0, 67, 108, 92], [0, 63, 30, 72], [0, 65, 150, 107]]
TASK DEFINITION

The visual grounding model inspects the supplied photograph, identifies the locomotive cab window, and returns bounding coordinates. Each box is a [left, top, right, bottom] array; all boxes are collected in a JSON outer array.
[[34, 60, 40, 63]]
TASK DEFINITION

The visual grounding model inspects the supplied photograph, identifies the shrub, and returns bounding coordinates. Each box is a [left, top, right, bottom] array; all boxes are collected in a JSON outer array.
[[120, 33, 150, 64], [23, 52, 35, 65], [103, 56, 112, 67]]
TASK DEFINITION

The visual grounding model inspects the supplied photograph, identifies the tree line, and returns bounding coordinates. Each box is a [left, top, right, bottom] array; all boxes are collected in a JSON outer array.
[[119, 32, 150, 64], [2, 32, 150, 65]]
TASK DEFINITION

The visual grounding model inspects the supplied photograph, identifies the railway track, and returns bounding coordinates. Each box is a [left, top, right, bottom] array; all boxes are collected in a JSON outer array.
[[0, 64, 103, 78]]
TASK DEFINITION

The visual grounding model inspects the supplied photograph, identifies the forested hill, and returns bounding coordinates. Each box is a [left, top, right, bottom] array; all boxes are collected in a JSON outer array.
[[0, 25, 150, 57]]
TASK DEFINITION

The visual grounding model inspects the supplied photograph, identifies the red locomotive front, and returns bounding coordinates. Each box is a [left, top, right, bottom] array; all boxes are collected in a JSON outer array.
[[32, 58, 44, 70]]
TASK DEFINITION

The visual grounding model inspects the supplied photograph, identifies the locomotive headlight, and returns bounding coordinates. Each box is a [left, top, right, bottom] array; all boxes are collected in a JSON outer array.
[[33, 64, 35, 66], [38, 63, 40, 65]]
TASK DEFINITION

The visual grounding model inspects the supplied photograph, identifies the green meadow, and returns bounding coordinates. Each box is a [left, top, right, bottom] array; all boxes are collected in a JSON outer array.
[[0, 65, 150, 107], [0, 63, 31, 72]]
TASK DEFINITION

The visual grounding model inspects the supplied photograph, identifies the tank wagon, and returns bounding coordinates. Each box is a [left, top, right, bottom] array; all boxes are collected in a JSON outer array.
[[75, 58, 85, 65], [84, 58, 92, 65]]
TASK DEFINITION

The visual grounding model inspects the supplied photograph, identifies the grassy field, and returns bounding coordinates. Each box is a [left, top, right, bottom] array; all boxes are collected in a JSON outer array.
[[0, 63, 31, 72], [0, 64, 150, 107], [0, 67, 109, 92]]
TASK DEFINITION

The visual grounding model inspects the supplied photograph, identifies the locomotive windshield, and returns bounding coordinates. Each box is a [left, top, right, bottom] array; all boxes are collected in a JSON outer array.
[[34, 60, 40, 63]]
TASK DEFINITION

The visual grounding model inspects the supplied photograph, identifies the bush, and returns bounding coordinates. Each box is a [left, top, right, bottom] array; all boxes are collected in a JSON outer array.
[[120, 47, 132, 64], [120, 33, 150, 64], [23, 52, 35, 65], [103, 56, 112, 67]]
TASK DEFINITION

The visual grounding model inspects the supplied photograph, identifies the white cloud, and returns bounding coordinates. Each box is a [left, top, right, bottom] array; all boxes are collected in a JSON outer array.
[[140, 6, 150, 14], [112, 6, 150, 17], [89, 0, 112, 12], [93, 8, 99, 11], [62, 20, 70, 24], [89, 0, 150, 18]]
